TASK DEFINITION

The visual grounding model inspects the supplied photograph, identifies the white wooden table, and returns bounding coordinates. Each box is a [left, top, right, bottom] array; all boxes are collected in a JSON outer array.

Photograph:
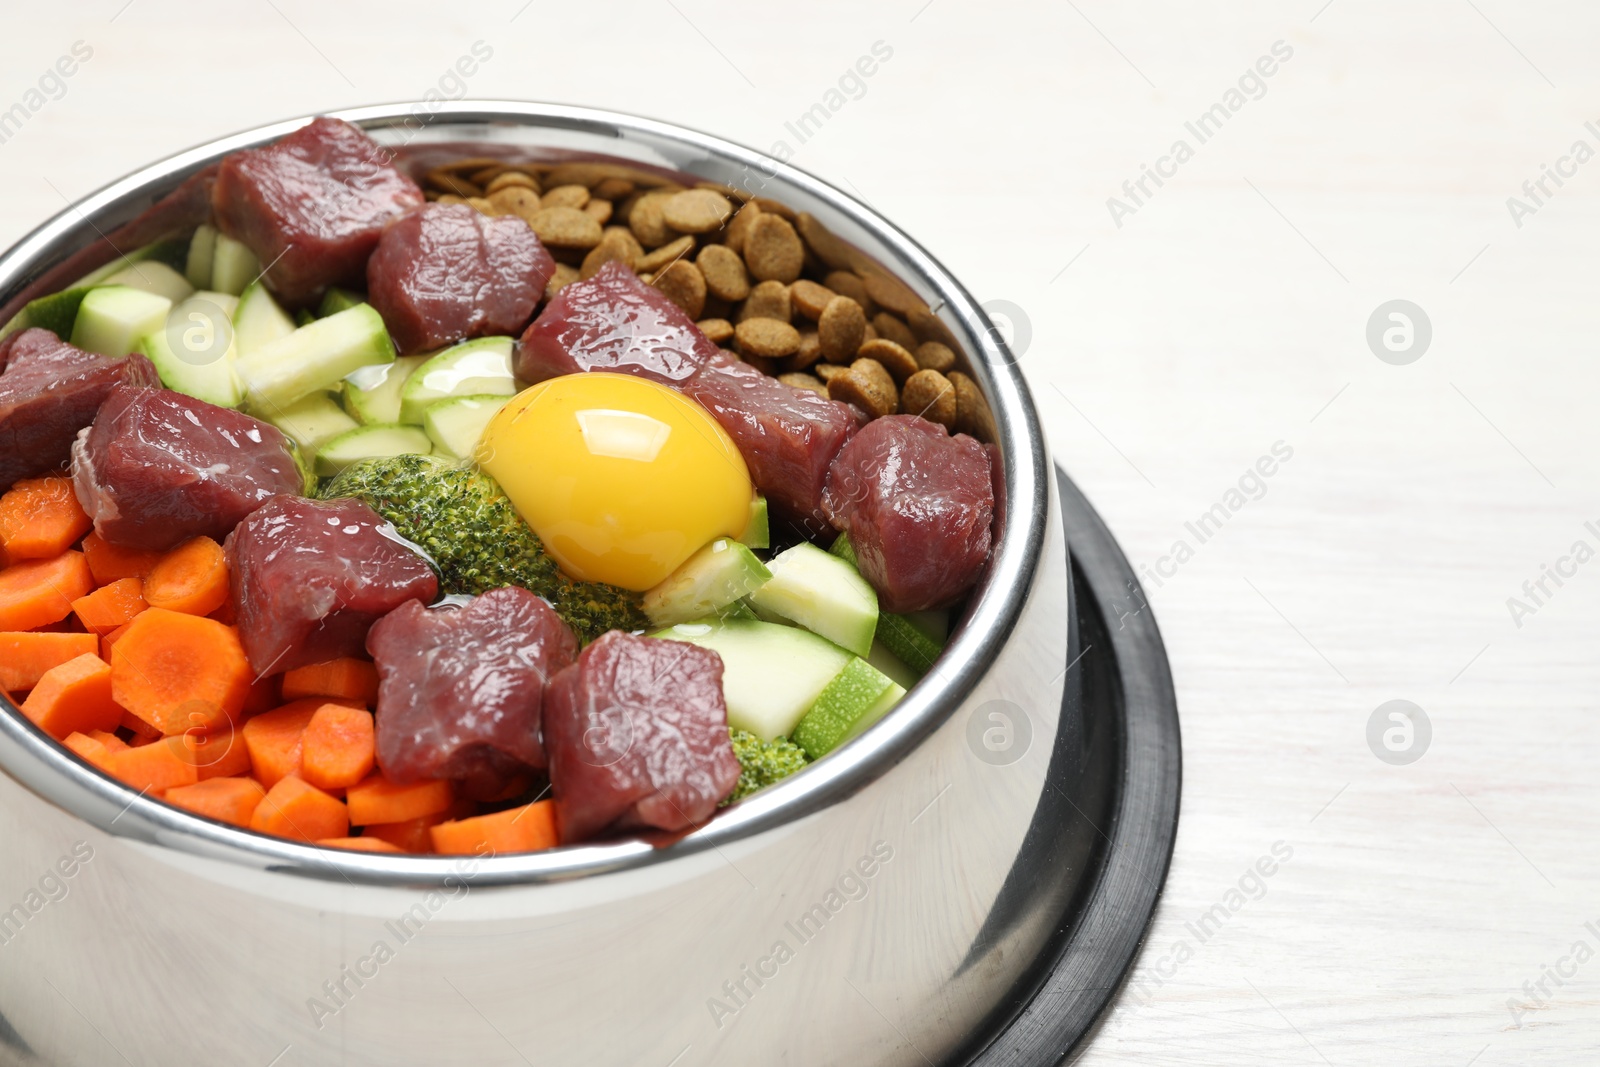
[[4, 2, 1597, 1063]]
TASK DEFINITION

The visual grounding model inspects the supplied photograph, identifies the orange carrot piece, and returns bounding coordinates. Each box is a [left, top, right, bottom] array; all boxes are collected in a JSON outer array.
[[174, 723, 253, 780], [250, 776, 349, 842], [120, 709, 161, 745], [81, 532, 163, 586], [0, 551, 93, 632], [142, 537, 228, 617], [100, 621, 132, 661], [71, 577, 147, 636], [109, 608, 250, 735], [240, 699, 325, 789], [317, 836, 404, 854], [0, 476, 91, 562], [347, 775, 454, 826], [361, 813, 448, 853], [280, 658, 380, 706], [431, 800, 559, 856], [86, 728, 128, 753], [63, 731, 116, 770], [164, 777, 266, 827], [0, 631, 98, 693], [104, 736, 199, 793], [300, 704, 375, 791], [20, 654, 122, 739]]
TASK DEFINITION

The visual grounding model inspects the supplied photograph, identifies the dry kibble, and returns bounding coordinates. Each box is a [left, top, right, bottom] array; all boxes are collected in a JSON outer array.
[[435, 194, 465, 206], [752, 197, 797, 221], [543, 184, 591, 210], [530, 206, 603, 249], [902, 369, 957, 428], [629, 192, 679, 248], [824, 270, 869, 308], [916, 341, 957, 373], [907, 305, 960, 349], [466, 197, 495, 215], [724, 201, 761, 256], [949, 371, 997, 444], [663, 189, 734, 234], [580, 229, 643, 279], [872, 312, 918, 351], [796, 213, 856, 271], [856, 338, 919, 383], [696, 244, 751, 302], [779, 372, 828, 396], [828, 358, 899, 418], [593, 177, 636, 201], [635, 234, 696, 274], [488, 186, 541, 222], [789, 280, 835, 320], [653, 260, 708, 320], [638, 272, 654, 285], [486, 171, 539, 194], [863, 271, 927, 317], [584, 200, 613, 225], [697, 318, 734, 344], [788, 330, 822, 371], [427, 170, 481, 198], [741, 280, 792, 323], [817, 295, 866, 363], [814, 363, 849, 383], [545, 263, 580, 301], [735, 317, 802, 359], [470, 165, 508, 186], [744, 214, 805, 284], [862, 322, 879, 343]]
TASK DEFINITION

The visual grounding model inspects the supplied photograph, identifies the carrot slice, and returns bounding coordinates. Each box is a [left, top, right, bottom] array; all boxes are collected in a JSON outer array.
[[71, 577, 147, 636], [430, 800, 559, 856], [20, 654, 122, 739], [0, 551, 93, 632], [63, 730, 116, 770], [86, 728, 128, 753], [165, 777, 266, 827], [104, 736, 199, 793], [0, 631, 98, 693], [280, 658, 380, 706], [81, 532, 163, 585], [174, 723, 253, 780], [360, 813, 449, 853], [0, 476, 91, 562], [300, 704, 375, 791], [120, 709, 161, 745], [142, 537, 228, 617], [317, 836, 404, 854], [109, 608, 250, 735], [347, 775, 454, 826], [250, 776, 349, 843], [241, 699, 327, 789]]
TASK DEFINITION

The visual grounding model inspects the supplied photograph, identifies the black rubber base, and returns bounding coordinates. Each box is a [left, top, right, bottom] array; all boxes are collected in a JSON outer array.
[[952, 466, 1182, 1066]]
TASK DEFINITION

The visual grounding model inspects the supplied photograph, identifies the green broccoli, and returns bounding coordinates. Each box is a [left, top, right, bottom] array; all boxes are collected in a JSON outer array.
[[320, 454, 648, 643], [723, 729, 811, 805]]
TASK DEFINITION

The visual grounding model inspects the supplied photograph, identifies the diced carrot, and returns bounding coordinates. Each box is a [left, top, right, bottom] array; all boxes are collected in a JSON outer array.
[[240, 699, 324, 789], [120, 710, 161, 745], [0, 477, 91, 562], [164, 777, 266, 827], [0, 631, 98, 693], [431, 800, 559, 856], [280, 658, 380, 706], [109, 608, 250, 735], [104, 736, 199, 793], [173, 723, 253, 780], [0, 551, 94, 632], [142, 537, 228, 617], [86, 728, 128, 753], [300, 705, 375, 791], [347, 774, 454, 826], [20, 654, 122, 739], [250, 776, 349, 843], [71, 577, 147, 636], [317, 836, 404, 854], [63, 731, 116, 770], [100, 621, 132, 661], [81, 532, 163, 585], [361, 813, 448, 853]]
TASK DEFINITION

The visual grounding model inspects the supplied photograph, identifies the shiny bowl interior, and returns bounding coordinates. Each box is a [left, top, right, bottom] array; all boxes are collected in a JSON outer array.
[[0, 102, 1048, 886]]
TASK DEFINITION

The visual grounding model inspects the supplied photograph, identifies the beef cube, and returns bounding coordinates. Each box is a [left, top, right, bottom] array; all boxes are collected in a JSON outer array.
[[72, 386, 304, 552], [367, 588, 577, 793], [212, 117, 424, 307], [0, 329, 158, 493], [822, 414, 995, 613], [367, 202, 555, 355], [544, 632, 740, 843], [226, 496, 438, 676]]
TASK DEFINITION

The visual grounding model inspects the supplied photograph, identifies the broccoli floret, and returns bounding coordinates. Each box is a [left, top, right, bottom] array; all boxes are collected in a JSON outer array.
[[320, 454, 648, 643], [723, 729, 811, 805]]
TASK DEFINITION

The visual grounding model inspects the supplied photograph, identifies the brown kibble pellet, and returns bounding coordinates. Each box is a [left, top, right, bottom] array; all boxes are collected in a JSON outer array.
[[435, 194, 465, 206], [529, 206, 603, 249], [741, 280, 792, 323], [634, 234, 696, 274], [593, 177, 635, 202], [796, 213, 855, 271], [580, 228, 645, 279], [949, 371, 997, 444], [653, 260, 708, 320], [583, 199, 613, 225], [488, 186, 541, 222], [724, 201, 761, 256], [823, 270, 869, 308], [696, 244, 750, 302], [744, 214, 805, 284], [466, 197, 495, 215], [629, 192, 679, 248], [790, 280, 835, 320], [817, 295, 867, 363], [545, 263, 580, 301], [542, 184, 591, 210], [698, 318, 734, 344], [753, 197, 798, 221], [663, 189, 734, 234], [916, 341, 957, 373], [486, 171, 539, 194], [828, 358, 899, 418], [872, 312, 918, 351], [902, 369, 957, 429], [857, 338, 919, 383], [735, 317, 802, 359], [906, 305, 960, 349], [862, 322, 879, 344], [788, 330, 822, 371], [427, 171, 481, 198], [779, 372, 828, 396], [862, 271, 927, 317]]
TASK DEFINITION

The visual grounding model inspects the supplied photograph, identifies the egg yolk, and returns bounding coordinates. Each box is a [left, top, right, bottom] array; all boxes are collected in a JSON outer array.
[[478, 373, 754, 591]]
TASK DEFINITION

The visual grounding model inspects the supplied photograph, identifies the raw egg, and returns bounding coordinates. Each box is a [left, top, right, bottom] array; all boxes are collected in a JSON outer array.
[[478, 373, 753, 591]]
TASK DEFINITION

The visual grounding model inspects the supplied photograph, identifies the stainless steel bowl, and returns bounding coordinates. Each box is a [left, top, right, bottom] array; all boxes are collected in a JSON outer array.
[[0, 103, 1070, 1067]]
